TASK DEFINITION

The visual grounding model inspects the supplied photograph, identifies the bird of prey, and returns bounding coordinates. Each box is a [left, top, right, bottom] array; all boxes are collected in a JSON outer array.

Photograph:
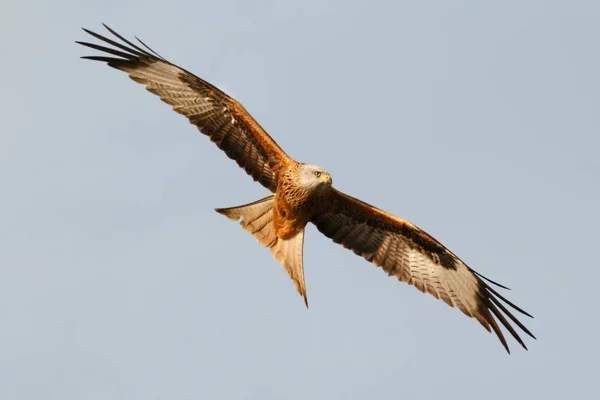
[[77, 24, 535, 353]]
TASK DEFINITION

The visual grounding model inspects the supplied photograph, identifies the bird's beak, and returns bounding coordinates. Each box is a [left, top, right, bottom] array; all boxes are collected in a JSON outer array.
[[319, 174, 332, 185]]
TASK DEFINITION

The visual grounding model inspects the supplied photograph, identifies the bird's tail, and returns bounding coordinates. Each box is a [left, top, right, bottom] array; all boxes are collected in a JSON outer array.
[[215, 195, 278, 248], [215, 196, 308, 307]]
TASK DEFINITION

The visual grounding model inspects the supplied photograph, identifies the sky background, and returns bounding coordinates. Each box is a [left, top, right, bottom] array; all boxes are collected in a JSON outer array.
[[2, 0, 599, 399]]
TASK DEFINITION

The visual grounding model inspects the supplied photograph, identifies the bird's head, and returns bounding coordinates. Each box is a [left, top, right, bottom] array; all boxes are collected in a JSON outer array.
[[298, 164, 332, 193]]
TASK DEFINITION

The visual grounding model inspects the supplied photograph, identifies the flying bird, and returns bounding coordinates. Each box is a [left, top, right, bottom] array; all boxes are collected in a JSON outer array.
[[77, 25, 536, 353]]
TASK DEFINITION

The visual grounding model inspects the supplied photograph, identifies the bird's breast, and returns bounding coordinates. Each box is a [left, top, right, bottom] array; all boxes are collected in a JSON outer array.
[[272, 194, 312, 240]]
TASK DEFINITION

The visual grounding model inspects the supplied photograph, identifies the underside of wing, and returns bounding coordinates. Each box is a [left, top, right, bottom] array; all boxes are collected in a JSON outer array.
[[77, 24, 290, 191], [312, 188, 536, 353]]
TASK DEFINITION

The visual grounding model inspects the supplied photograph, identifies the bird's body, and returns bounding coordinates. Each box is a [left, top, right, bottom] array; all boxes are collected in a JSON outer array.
[[217, 162, 333, 305], [272, 163, 331, 240], [78, 25, 536, 353]]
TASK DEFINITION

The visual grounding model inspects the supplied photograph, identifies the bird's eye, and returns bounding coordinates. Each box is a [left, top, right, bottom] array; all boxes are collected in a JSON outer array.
[[314, 171, 321, 177]]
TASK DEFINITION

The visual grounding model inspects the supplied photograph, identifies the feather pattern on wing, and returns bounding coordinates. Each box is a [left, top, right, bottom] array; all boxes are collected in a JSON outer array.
[[77, 25, 290, 191], [312, 189, 536, 353]]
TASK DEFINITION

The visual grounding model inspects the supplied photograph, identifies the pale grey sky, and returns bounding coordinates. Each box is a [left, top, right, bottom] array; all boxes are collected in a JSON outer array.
[[1, 0, 599, 399]]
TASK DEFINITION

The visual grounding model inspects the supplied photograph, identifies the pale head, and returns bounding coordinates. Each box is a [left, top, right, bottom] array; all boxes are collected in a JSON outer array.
[[297, 164, 332, 193]]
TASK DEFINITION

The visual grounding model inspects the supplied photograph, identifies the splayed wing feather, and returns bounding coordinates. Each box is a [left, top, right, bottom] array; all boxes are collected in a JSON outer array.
[[311, 188, 535, 353]]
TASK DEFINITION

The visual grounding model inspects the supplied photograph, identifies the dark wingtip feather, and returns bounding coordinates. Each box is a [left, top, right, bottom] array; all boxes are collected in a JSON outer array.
[[101, 24, 152, 57], [135, 35, 166, 60], [80, 56, 117, 62], [487, 313, 511, 354], [486, 284, 535, 319], [76, 41, 137, 60], [79, 26, 146, 59], [488, 300, 527, 351], [473, 270, 511, 290], [472, 274, 535, 353], [489, 294, 537, 340]]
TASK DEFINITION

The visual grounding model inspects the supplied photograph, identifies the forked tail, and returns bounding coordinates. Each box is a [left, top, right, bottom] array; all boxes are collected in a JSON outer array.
[[215, 196, 308, 307]]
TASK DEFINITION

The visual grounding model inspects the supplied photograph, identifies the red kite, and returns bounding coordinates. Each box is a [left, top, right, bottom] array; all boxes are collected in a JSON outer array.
[[77, 25, 535, 353]]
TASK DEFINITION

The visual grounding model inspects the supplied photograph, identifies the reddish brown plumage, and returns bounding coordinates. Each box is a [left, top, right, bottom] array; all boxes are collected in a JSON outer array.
[[271, 163, 320, 240], [78, 25, 536, 353]]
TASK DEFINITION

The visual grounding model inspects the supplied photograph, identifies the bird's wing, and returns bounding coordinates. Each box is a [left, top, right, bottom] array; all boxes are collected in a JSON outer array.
[[77, 25, 291, 192], [311, 188, 535, 353]]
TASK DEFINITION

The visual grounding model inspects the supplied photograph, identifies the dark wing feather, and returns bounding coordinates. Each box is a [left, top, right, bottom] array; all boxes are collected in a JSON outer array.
[[77, 24, 290, 191], [312, 188, 536, 353]]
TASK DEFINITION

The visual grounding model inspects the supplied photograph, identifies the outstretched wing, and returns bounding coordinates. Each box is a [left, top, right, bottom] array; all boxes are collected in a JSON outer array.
[[312, 188, 536, 353], [77, 24, 290, 191]]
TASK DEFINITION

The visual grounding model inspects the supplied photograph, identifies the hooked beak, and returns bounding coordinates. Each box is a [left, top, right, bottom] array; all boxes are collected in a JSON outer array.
[[319, 174, 332, 185]]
